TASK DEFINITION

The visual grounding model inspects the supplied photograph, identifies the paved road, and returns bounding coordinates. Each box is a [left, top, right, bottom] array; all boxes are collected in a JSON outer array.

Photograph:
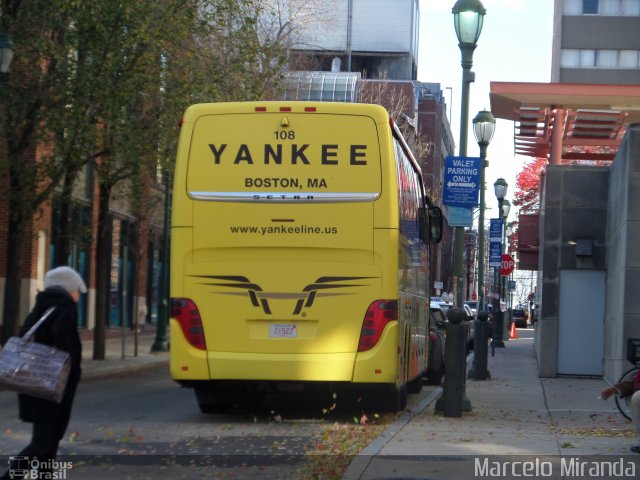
[[0, 366, 439, 479]]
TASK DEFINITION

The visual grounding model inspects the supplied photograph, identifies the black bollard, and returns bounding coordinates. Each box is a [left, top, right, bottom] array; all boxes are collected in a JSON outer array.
[[468, 311, 491, 380], [441, 308, 467, 418]]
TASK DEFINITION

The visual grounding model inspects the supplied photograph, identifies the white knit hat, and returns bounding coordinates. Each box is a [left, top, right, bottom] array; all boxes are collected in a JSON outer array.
[[44, 266, 87, 294]]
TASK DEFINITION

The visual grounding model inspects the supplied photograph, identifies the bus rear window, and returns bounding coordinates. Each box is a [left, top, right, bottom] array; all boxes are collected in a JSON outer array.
[[186, 113, 382, 196]]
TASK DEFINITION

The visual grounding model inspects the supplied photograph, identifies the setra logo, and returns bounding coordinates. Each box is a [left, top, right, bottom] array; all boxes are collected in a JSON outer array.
[[194, 275, 374, 315]]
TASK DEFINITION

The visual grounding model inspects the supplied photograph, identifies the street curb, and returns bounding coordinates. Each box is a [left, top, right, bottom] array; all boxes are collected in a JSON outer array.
[[342, 353, 474, 480], [342, 386, 443, 480], [80, 356, 169, 382]]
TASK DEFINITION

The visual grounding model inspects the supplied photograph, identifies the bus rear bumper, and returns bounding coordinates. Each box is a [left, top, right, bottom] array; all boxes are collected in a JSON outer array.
[[207, 352, 356, 382]]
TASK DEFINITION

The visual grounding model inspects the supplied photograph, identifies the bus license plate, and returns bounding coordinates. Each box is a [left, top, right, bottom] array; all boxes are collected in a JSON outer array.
[[270, 323, 297, 338]]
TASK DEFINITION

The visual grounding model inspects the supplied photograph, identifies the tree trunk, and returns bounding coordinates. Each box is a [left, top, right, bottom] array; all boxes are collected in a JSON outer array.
[[1, 216, 27, 344], [54, 173, 74, 266], [93, 182, 113, 360]]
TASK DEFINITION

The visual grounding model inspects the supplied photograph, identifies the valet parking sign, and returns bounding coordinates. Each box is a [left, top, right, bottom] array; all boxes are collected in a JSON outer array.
[[443, 156, 481, 208]]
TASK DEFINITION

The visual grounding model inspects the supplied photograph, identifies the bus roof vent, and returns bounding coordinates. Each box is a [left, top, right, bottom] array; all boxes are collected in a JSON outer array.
[[283, 71, 361, 103]]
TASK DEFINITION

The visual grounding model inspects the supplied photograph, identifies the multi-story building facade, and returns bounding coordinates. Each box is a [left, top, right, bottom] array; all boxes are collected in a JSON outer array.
[[0, 159, 165, 335], [290, 0, 420, 81], [551, 0, 640, 84]]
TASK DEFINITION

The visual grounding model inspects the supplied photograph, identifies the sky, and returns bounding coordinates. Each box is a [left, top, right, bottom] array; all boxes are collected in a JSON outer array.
[[418, 0, 554, 224]]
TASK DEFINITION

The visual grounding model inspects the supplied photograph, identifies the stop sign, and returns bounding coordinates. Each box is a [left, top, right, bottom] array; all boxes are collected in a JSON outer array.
[[500, 254, 515, 276]]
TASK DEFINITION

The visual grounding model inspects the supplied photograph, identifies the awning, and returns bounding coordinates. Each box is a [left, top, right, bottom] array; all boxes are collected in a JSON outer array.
[[490, 82, 640, 163]]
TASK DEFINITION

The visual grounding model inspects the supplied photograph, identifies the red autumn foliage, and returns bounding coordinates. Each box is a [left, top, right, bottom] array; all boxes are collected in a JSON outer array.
[[514, 157, 547, 214]]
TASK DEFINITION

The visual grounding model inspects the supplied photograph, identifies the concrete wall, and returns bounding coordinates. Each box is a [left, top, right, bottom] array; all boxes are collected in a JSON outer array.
[[536, 165, 609, 377], [295, 0, 418, 56], [536, 124, 640, 379], [605, 124, 640, 382]]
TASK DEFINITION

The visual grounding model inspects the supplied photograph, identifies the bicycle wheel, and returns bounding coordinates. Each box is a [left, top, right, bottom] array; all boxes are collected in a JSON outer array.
[[614, 367, 638, 421]]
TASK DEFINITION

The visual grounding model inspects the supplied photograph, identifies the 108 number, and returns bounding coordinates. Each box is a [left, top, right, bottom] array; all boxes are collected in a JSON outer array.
[[274, 130, 295, 140]]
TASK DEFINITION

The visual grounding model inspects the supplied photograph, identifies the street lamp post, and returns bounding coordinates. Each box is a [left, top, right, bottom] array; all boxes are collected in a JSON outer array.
[[472, 110, 496, 313], [492, 178, 508, 347], [501, 199, 511, 340], [452, 0, 486, 307], [151, 169, 171, 352], [505, 222, 514, 327]]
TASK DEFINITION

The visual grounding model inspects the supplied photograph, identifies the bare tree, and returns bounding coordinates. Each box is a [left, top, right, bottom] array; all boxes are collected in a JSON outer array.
[[358, 77, 434, 189], [258, 0, 340, 50]]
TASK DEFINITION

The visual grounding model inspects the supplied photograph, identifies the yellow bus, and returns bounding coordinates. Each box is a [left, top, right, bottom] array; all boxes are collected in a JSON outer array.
[[169, 101, 442, 412]]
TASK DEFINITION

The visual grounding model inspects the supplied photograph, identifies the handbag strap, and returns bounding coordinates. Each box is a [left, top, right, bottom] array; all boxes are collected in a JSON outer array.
[[22, 307, 57, 341]]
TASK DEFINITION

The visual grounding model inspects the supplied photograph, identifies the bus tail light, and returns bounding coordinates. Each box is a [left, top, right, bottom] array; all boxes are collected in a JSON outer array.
[[171, 298, 207, 350], [358, 300, 398, 352]]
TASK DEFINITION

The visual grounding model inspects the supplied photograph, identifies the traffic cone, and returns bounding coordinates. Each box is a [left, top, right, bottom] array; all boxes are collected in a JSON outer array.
[[509, 321, 518, 339]]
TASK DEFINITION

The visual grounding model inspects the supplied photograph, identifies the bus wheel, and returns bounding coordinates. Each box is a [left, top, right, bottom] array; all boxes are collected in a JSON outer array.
[[425, 361, 444, 385], [198, 400, 226, 414], [385, 384, 408, 412], [194, 385, 233, 414], [407, 373, 423, 394]]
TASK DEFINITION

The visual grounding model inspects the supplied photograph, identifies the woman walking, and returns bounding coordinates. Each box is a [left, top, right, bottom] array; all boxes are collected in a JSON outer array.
[[1, 266, 85, 479]]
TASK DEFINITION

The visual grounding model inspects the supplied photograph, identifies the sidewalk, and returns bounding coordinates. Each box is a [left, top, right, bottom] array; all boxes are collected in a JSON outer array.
[[80, 330, 169, 381], [344, 328, 639, 480]]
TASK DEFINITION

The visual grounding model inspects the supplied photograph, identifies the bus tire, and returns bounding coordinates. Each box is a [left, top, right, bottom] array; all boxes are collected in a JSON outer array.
[[386, 384, 408, 412], [407, 372, 424, 394], [425, 362, 444, 385], [198, 400, 226, 414], [194, 385, 233, 414]]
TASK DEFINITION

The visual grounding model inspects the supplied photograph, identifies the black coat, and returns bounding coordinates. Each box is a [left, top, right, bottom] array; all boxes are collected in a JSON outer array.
[[17, 287, 82, 438]]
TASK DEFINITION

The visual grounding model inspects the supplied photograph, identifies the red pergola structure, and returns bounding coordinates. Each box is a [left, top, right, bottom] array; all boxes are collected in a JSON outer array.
[[490, 82, 640, 164]]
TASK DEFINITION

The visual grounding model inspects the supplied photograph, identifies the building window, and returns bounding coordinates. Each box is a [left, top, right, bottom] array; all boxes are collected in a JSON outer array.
[[583, 0, 599, 13], [596, 50, 618, 67], [561, 49, 581, 67], [620, 50, 639, 68], [622, 0, 640, 14], [601, 0, 620, 14], [565, 0, 582, 14], [580, 49, 596, 66], [561, 48, 640, 68], [566, 0, 639, 14]]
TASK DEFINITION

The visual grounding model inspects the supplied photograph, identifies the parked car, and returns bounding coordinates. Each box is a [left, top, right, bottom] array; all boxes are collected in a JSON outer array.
[[464, 301, 478, 316], [426, 302, 474, 385], [431, 298, 453, 314], [426, 303, 447, 385], [512, 306, 529, 328], [462, 303, 475, 350], [440, 303, 475, 345]]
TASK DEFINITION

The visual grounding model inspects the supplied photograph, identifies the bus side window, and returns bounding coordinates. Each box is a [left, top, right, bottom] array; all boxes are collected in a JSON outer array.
[[428, 206, 443, 244]]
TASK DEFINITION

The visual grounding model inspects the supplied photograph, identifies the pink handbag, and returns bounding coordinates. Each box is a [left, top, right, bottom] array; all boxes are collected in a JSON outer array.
[[0, 307, 70, 403]]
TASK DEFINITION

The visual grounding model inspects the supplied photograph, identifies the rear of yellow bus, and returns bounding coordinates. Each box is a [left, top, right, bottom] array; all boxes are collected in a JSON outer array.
[[170, 102, 411, 412]]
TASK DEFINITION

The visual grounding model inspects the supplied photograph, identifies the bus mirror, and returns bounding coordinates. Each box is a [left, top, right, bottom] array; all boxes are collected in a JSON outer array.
[[419, 207, 429, 244], [428, 206, 443, 244]]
